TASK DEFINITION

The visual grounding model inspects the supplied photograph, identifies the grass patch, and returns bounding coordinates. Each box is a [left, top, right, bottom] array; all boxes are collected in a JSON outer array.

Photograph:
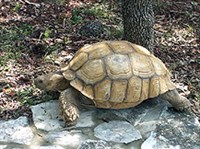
[[13, 2, 22, 12], [17, 88, 60, 106], [71, 3, 109, 24], [109, 25, 124, 38], [43, 0, 66, 5], [0, 23, 33, 66], [0, 23, 61, 65], [17, 88, 36, 105]]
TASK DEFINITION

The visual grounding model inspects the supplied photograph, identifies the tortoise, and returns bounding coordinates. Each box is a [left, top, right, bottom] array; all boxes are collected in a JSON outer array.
[[34, 41, 191, 125]]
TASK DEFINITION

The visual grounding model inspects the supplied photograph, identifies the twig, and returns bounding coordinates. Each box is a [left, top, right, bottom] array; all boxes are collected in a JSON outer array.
[[19, 0, 40, 8]]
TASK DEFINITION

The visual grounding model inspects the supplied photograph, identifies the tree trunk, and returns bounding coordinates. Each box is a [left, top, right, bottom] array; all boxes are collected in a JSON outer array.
[[122, 0, 154, 52]]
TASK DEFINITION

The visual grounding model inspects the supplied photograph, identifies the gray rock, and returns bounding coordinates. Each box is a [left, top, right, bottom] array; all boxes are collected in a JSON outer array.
[[46, 130, 87, 148], [95, 98, 167, 126], [94, 121, 142, 144], [77, 140, 111, 149], [141, 132, 181, 149], [154, 110, 200, 149], [96, 109, 132, 122], [0, 116, 34, 145], [138, 99, 200, 149], [76, 110, 96, 128], [31, 100, 95, 130], [31, 100, 63, 131], [126, 98, 168, 125], [0, 145, 7, 149], [136, 121, 157, 138], [30, 145, 65, 149], [12, 97, 199, 148]]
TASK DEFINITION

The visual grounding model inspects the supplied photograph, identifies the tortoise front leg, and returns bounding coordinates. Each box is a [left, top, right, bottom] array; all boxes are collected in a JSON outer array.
[[160, 89, 191, 111], [59, 87, 81, 126]]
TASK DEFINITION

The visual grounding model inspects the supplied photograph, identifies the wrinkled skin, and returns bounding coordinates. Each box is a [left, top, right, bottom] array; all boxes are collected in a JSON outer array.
[[34, 71, 69, 91], [34, 72, 82, 125]]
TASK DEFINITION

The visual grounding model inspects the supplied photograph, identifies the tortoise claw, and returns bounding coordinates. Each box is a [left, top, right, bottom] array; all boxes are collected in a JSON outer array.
[[61, 104, 79, 125]]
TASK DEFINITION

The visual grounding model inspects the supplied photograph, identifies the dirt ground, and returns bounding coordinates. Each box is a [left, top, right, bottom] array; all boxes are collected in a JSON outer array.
[[0, 0, 199, 120]]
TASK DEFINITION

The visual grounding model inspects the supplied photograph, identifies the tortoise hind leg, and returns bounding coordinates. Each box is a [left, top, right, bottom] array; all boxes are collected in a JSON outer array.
[[59, 87, 81, 126], [160, 89, 191, 111]]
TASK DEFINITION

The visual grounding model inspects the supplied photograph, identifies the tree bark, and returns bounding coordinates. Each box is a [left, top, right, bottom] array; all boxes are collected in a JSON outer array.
[[122, 0, 154, 52]]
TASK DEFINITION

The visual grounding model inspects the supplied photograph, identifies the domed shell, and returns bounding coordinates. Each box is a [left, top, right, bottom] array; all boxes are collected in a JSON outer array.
[[61, 41, 175, 109]]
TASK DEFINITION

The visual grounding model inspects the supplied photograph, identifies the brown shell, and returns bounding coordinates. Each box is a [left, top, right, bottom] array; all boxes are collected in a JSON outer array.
[[61, 41, 176, 109]]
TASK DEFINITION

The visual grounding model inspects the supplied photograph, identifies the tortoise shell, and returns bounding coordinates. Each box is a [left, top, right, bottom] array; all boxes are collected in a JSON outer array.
[[61, 41, 175, 109]]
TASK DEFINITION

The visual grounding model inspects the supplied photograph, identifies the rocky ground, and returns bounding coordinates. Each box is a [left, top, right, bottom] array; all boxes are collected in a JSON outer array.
[[0, 0, 199, 148], [1, 98, 200, 149]]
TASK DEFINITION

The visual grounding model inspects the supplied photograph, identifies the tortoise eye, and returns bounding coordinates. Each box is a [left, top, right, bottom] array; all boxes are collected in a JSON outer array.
[[38, 79, 43, 83]]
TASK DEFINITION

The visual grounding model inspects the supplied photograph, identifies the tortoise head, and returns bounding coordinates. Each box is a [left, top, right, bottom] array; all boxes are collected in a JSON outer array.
[[34, 71, 70, 91]]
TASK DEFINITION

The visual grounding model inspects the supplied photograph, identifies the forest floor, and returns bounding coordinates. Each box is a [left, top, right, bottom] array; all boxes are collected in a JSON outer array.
[[0, 0, 199, 120]]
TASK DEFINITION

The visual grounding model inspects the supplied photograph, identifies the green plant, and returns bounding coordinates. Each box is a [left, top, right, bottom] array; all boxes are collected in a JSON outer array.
[[17, 88, 36, 105], [71, 8, 84, 25], [0, 24, 33, 66], [70, 4, 109, 25], [43, 0, 66, 5], [194, 91, 200, 100], [89, 4, 108, 18], [44, 28, 52, 38], [109, 25, 124, 38], [13, 2, 22, 12]]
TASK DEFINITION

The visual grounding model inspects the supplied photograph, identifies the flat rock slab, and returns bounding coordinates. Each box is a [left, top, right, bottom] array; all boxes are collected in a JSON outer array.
[[0, 145, 7, 149], [31, 100, 63, 131], [46, 130, 87, 148], [77, 140, 111, 149], [31, 100, 96, 131], [0, 116, 34, 145], [76, 110, 96, 128], [30, 145, 65, 149], [141, 109, 200, 149], [155, 111, 200, 149], [94, 121, 142, 144], [3, 98, 198, 149], [141, 132, 181, 149]]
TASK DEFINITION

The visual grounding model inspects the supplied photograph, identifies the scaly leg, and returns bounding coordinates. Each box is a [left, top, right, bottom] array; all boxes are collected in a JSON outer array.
[[160, 89, 191, 111], [59, 87, 81, 126]]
